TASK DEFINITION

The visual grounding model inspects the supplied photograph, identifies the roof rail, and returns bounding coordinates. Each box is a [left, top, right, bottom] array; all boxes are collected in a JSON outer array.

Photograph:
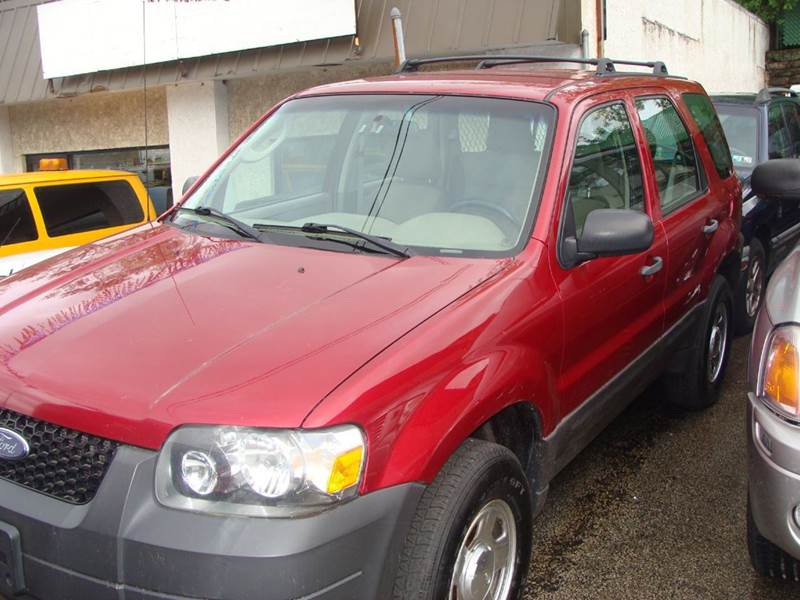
[[395, 55, 670, 76], [755, 87, 799, 103]]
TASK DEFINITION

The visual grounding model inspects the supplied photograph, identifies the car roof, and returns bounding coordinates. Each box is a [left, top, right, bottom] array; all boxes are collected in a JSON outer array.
[[712, 92, 800, 107], [295, 67, 700, 105], [711, 94, 759, 105], [0, 169, 137, 187]]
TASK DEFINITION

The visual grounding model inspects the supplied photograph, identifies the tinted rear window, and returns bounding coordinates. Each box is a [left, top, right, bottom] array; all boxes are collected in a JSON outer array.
[[683, 93, 734, 179], [715, 105, 759, 175], [35, 180, 144, 238], [0, 188, 38, 245]]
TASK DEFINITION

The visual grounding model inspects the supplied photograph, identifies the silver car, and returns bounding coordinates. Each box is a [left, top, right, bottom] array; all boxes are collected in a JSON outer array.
[[747, 159, 800, 582]]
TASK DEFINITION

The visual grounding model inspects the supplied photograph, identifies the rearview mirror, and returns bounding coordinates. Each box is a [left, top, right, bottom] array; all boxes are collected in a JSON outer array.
[[751, 159, 800, 201], [564, 209, 653, 266], [182, 176, 199, 195]]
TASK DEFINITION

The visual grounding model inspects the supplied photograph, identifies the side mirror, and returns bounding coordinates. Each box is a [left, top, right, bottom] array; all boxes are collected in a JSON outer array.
[[182, 176, 199, 195], [564, 209, 653, 266], [751, 159, 800, 201]]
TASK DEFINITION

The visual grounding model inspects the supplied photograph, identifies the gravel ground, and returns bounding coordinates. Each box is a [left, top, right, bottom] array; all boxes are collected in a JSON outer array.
[[522, 335, 796, 600]]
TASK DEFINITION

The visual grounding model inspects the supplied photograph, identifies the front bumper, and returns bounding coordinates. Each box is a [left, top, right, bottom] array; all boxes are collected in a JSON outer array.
[[0, 446, 423, 600], [748, 392, 800, 561]]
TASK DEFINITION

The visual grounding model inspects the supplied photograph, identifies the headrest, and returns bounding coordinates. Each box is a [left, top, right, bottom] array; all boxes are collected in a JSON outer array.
[[487, 116, 534, 154]]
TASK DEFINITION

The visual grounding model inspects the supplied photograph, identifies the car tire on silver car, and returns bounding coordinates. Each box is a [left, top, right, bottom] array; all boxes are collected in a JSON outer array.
[[748, 499, 800, 581]]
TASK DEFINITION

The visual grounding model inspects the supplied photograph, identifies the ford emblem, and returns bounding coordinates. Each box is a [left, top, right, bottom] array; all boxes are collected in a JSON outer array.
[[0, 428, 29, 461]]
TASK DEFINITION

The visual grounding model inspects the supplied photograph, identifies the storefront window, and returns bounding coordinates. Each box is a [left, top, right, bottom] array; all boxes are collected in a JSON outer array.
[[26, 146, 173, 214]]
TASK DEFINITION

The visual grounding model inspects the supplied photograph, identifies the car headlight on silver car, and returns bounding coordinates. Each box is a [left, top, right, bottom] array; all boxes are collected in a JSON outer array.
[[155, 425, 366, 517], [758, 325, 800, 421]]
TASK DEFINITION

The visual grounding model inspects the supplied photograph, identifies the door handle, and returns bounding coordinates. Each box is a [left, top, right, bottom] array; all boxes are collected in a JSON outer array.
[[703, 219, 719, 234], [640, 256, 663, 277]]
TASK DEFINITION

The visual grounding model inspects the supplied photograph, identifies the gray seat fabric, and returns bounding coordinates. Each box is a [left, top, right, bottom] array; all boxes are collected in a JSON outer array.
[[369, 128, 444, 224], [460, 117, 536, 225]]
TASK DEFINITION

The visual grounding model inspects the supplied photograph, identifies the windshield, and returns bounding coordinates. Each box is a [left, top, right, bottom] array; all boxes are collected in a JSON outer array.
[[716, 106, 759, 178], [178, 94, 554, 256]]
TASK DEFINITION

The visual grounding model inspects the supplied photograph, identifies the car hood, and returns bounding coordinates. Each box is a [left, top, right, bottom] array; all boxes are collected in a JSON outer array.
[[0, 225, 507, 449]]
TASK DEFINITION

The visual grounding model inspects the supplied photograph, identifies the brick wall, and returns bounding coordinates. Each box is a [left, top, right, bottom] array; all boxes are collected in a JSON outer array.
[[766, 48, 800, 87]]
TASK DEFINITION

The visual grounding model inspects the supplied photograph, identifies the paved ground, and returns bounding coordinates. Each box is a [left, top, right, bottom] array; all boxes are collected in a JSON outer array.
[[522, 335, 796, 600]]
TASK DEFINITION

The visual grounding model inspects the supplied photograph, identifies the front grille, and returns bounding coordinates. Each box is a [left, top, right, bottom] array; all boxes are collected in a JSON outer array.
[[0, 409, 119, 504]]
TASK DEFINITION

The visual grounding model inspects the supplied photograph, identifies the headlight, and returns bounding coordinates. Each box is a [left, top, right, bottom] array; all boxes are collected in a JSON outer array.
[[759, 325, 800, 421], [155, 425, 365, 517]]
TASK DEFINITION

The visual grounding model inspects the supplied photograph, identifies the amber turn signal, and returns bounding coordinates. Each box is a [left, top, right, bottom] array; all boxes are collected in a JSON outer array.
[[762, 327, 800, 419]]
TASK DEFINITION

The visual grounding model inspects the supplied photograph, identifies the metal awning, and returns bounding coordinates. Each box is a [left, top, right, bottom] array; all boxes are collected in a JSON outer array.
[[0, 0, 565, 105]]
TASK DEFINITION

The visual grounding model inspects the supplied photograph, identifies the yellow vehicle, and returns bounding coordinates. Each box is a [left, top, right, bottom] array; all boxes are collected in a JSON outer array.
[[0, 162, 156, 277]]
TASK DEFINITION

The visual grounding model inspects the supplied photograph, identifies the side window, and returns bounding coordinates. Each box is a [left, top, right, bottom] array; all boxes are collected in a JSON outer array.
[[636, 97, 702, 215], [682, 93, 734, 179], [566, 102, 645, 236], [34, 180, 144, 238], [781, 102, 800, 156], [768, 103, 793, 159], [0, 188, 38, 245]]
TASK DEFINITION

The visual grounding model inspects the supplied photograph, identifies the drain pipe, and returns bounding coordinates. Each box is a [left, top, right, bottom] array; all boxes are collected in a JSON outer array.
[[391, 7, 407, 68], [580, 28, 590, 62]]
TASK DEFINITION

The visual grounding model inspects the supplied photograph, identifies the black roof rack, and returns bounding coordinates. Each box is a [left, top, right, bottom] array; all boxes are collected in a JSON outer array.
[[755, 87, 799, 104], [396, 55, 670, 76]]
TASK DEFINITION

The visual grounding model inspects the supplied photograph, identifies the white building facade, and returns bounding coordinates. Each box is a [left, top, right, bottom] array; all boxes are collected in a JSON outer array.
[[0, 0, 769, 200]]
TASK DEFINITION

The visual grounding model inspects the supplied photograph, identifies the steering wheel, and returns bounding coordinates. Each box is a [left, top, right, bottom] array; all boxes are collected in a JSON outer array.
[[449, 199, 519, 236]]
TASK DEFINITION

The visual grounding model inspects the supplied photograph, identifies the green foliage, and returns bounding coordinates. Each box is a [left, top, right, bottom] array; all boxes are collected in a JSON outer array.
[[737, 0, 800, 22]]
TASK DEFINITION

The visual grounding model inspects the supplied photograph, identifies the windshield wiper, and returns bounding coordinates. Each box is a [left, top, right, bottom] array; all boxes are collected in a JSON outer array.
[[300, 222, 412, 259], [174, 206, 262, 242], [254, 222, 411, 258]]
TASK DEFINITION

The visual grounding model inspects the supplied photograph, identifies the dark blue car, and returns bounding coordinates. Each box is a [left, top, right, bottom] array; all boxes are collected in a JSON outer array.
[[713, 88, 800, 333]]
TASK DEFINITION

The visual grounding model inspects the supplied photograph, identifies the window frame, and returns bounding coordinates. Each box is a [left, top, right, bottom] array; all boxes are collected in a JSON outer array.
[[557, 97, 650, 269], [633, 94, 708, 217]]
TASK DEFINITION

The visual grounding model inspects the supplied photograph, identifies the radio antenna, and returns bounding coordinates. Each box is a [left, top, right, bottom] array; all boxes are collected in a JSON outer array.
[[141, 0, 150, 199]]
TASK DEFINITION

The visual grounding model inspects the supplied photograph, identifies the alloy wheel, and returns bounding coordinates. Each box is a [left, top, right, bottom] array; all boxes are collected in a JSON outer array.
[[707, 302, 729, 384], [449, 499, 518, 600]]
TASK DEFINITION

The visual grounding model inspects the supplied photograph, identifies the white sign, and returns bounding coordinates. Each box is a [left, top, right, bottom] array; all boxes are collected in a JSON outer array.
[[37, 0, 357, 79]]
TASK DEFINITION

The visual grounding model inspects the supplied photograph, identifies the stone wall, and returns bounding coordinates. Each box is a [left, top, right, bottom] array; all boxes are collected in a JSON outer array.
[[766, 48, 800, 87]]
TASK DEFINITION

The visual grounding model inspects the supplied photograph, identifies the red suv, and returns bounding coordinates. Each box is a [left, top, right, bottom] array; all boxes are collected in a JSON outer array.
[[0, 56, 741, 600]]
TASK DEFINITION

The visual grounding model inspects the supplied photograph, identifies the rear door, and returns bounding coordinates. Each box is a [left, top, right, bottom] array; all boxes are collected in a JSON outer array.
[[552, 93, 667, 418], [652, 92, 733, 328]]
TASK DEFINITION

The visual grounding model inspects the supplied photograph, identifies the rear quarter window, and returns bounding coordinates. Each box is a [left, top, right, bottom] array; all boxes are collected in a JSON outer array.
[[0, 188, 38, 245], [682, 93, 734, 179], [34, 180, 144, 238]]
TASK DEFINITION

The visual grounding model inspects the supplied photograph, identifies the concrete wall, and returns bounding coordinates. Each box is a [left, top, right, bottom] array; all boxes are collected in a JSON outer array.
[[166, 81, 230, 194], [7, 87, 168, 167], [228, 62, 393, 140], [0, 106, 17, 173], [581, 0, 768, 93]]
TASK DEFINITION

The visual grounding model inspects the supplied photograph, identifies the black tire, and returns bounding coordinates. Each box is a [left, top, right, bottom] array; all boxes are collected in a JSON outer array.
[[734, 238, 766, 335], [392, 438, 533, 600], [666, 275, 733, 410], [748, 498, 800, 581]]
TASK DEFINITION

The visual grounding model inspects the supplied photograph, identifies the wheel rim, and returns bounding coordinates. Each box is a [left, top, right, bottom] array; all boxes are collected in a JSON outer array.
[[707, 301, 729, 384], [745, 257, 764, 318], [449, 499, 517, 600]]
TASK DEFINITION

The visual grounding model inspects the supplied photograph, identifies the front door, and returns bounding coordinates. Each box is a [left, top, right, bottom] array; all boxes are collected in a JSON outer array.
[[552, 95, 667, 419]]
